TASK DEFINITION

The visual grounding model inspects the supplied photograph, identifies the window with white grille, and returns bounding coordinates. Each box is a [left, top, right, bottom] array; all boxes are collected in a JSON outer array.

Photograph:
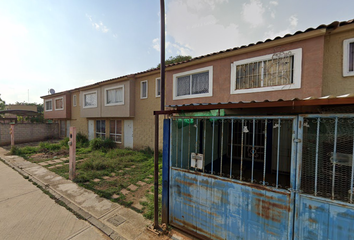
[[45, 100, 52, 111], [173, 66, 213, 100], [105, 86, 124, 106], [343, 38, 354, 77], [141, 80, 148, 99], [83, 91, 97, 108], [230, 48, 302, 94]]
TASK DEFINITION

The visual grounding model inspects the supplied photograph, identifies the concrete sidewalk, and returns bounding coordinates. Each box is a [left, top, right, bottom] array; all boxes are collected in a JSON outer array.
[[0, 147, 194, 240], [0, 158, 110, 240]]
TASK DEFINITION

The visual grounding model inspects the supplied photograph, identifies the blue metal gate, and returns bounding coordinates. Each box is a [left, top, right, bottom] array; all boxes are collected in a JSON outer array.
[[166, 114, 354, 239], [168, 116, 297, 239], [295, 114, 354, 239]]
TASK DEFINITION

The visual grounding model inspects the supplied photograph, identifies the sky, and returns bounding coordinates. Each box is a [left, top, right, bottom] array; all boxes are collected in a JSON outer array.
[[1, 0, 354, 104]]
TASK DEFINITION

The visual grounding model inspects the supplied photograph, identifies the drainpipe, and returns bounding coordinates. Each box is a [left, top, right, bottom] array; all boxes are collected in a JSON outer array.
[[154, 0, 165, 229]]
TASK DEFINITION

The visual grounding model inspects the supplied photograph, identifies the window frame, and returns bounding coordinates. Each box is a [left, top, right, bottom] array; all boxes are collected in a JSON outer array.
[[230, 48, 302, 94], [173, 66, 213, 100], [83, 90, 98, 108], [45, 99, 53, 112], [140, 80, 148, 99], [156, 78, 161, 97], [343, 38, 354, 77], [73, 95, 77, 107], [54, 97, 64, 111], [104, 85, 125, 106], [96, 120, 106, 139], [109, 120, 122, 143]]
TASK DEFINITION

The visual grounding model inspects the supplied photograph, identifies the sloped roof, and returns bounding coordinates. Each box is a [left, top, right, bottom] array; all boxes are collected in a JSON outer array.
[[41, 19, 354, 99]]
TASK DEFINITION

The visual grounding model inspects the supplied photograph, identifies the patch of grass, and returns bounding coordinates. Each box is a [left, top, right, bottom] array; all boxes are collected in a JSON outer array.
[[11, 140, 163, 220]]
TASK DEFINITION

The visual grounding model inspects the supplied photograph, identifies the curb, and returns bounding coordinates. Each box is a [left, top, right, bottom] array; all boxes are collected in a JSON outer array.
[[0, 155, 127, 240]]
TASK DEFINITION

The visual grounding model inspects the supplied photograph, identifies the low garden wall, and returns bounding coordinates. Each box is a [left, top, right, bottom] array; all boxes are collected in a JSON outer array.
[[0, 123, 59, 146]]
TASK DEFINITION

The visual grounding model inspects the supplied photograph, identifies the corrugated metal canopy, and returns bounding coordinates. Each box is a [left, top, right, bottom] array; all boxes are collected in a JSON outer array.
[[162, 94, 354, 113]]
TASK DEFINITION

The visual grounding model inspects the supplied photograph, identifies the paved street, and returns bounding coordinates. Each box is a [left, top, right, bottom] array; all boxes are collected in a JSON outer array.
[[0, 160, 110, 240]]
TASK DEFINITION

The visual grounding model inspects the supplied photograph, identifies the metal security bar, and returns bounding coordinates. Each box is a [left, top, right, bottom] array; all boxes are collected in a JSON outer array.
[[301, 115, 354, 203], [170, 116, 294, 189]]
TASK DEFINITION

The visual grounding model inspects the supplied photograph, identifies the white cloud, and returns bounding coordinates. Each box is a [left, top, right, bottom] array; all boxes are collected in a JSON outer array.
[[242, 0, 265, 28], [186, 0, 229, 11], [86, 14, 110, 33], [152, 38, 160, 52], [269, 1, 278, 6], [263, 15, 299, 40], [165, 0, 242, 57], [289, 15, 298, 27]]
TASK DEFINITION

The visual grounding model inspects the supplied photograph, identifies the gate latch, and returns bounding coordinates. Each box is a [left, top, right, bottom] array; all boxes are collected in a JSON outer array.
[[293, 138, 301, 143]]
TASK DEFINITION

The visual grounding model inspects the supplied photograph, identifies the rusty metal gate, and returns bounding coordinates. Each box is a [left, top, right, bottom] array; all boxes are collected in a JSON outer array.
[[295, 114, 354, 239], [166, 114, 354, 239], [168, 116, 298, 239]]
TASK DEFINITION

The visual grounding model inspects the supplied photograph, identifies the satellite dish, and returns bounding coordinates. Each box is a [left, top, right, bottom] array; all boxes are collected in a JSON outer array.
[[49, 89, 55, 94]]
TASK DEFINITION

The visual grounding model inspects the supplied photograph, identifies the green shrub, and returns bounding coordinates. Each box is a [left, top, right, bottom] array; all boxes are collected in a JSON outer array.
[[9, 146, 20, 155], [103, 138, 116, 149], [60, 137, 69, 148], [90, 138, 104, 150], [39, 142, 61, 152], [20, 146, 39, 155], [76, 132, 89, 148]]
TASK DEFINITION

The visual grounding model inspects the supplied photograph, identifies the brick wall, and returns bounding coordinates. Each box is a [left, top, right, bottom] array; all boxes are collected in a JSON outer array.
[[0, 123, 59, 146]]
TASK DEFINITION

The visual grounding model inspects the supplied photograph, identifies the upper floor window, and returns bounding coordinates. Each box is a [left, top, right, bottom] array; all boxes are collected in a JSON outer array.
[[45, 99, 52, 111], [156, 78, 161, 97], [343, 38, 354, 77], [73, 95, 77, 107], [141, 80, 148, 99], [55, 97, 64, 110], [230, 48, 302, 94], [173, 66, 213, 100], [105, 85, 124, 106], [83, 91, 97, 108]]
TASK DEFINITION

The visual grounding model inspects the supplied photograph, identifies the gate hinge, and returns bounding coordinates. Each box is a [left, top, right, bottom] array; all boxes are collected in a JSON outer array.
[[293, 138, 301, 143]]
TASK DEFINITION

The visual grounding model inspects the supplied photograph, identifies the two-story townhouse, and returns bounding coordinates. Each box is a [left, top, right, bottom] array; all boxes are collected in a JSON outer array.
[[41, 69, 164, 150], [42, 92, 71, 137], [160, 20, 354, 239]]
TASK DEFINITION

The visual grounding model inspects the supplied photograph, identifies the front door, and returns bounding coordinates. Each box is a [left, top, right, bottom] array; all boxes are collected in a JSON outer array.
[[88, 120, 94, 140], [124, 120, 133, 148]]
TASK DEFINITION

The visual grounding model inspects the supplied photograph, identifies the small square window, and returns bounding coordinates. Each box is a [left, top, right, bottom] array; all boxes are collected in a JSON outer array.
[[343, 38, 354, 77], [141, 80, 148, 99]]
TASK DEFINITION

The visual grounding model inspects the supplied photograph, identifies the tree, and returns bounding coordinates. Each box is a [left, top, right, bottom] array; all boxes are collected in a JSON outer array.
[[0, 94, 5, 110], [156, 55, 192, 68]]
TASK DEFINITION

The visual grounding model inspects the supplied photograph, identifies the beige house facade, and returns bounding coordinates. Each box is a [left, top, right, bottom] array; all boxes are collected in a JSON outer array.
[[42, 70, 163, 150]]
